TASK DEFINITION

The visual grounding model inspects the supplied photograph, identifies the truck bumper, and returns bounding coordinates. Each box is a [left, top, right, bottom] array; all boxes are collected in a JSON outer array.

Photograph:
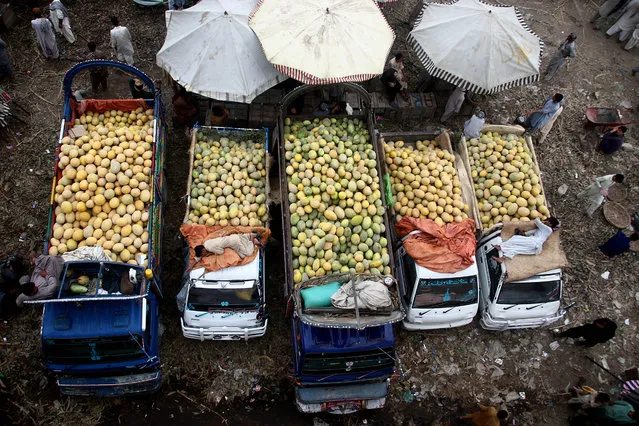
[[480, 311, 564, 331], [181, 318, 268, 341], [57, 371, 161, 396], [402, 316, 474, 330], [295, 381, 388, 414]]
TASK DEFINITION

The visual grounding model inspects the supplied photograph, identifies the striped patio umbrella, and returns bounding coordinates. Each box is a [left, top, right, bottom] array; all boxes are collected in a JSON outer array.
[[249, 0, 395, 85], [407, 0, 543, 94]]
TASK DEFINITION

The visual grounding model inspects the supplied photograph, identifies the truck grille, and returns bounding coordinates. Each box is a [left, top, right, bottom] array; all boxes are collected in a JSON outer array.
[[302, 347, 395, 375]]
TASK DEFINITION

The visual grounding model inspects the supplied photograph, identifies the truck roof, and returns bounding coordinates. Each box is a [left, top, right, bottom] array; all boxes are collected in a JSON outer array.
[[415, 256, 478, 279], [42, 298, 143, 339], [190, 254, 260, 284]]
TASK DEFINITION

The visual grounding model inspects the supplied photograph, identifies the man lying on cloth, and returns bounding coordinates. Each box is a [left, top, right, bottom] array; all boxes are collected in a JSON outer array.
[[195, 232, 263, 260], [492, 217, 560, 263]]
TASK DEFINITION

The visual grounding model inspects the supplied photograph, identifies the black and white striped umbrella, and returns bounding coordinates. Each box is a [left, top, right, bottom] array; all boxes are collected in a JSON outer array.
[[408, 0, 543, 94]]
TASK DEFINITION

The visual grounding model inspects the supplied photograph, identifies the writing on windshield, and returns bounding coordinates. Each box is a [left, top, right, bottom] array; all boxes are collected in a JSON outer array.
[[497, 280, 561, 305], [413, 276, 478, 308], [188, 284, 259, 309]]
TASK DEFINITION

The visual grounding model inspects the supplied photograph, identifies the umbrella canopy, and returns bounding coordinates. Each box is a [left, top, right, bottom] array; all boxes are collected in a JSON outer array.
[[156, 0, 286, 103], [249, 0, 395, 84], [407, 0, 543, 94]]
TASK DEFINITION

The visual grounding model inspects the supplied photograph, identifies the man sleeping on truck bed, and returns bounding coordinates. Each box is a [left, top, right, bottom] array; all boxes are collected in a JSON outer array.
[[492, 217, 560, 263]]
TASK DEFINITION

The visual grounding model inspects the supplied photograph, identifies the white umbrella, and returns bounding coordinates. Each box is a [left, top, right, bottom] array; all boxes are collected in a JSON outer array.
[[156, 0, 286, 103], [249, 0, 395, 85], [407, 0, 543, 94]]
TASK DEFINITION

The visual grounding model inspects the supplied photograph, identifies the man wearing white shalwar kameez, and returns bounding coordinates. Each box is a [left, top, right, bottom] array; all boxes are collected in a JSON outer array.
[[607, 0, 639, 41], [441, 87, 465, 123], [110, 17, 134, 65], [31, 8, 58, 59], [49, 0, 75, 44], [578, 174, 625, 217], [492, 217, 559, 262]]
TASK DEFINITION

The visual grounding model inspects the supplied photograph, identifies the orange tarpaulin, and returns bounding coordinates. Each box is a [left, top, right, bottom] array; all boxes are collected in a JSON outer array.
[[395, 217, 476, 273], [180, 224, 270, 272]]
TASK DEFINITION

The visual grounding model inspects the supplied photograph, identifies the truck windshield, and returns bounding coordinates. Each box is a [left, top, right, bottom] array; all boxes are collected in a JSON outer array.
[[188, 283, 260, 309], [497, 280, 561, 305], [43, 335, 145, 364], [413, 277, 478, 308]]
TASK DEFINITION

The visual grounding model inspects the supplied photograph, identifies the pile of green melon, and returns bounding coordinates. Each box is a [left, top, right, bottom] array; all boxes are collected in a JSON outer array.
[[465, 132, 549, 229], [284, 117, 391, 284], [187, 132, 268, 226], [384, 139, 470, 226]]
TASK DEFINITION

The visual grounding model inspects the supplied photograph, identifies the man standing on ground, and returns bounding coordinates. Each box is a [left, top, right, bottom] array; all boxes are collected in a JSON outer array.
[[545, 33, 576, 80], [578, 173, 624, 216], [598, 126, 628, 154], [49, 0, 75, 44], [86, 41, 108, 92], [441, 86, 465, 123], [110, 16, 134, 65], [559, 318, 617, 347], [31, 8, 58, 59]]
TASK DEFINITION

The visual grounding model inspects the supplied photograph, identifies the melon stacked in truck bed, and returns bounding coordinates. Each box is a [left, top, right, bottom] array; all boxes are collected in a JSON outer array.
[[283, 117, 391, 283], [50, 108, 155, 263]]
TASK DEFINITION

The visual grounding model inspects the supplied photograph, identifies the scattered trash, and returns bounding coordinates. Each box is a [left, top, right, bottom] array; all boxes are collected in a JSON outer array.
[[542, 351, 548, 358], [403, 390, 415, 403], [505, 391, 519, 402], [5, 145, 12, 150], [495, 358, 503, 366], [564, 318, 570, 325], [31, 201, 37, 209], [549, 341, 560, 351], [519, 392, 526, 400], [2, 337, 6, 342], [601, 271, 610, 280], [625, 318, 630, 326], [443, 364, 460, 375], [28, 168, 33, 173], [490, 367, 504, 379], [18, 233, 26, 242], [313, 417, 330, 426], [253, 384, 261, 392], [558, 184, 568, 195], [620, 100, 632, 109]]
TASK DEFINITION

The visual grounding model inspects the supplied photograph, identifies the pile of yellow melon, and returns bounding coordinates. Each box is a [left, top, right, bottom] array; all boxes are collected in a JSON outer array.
[[384, 139, 469, 226], [465, 132, 549, 229], [49, 108, 155, 264]]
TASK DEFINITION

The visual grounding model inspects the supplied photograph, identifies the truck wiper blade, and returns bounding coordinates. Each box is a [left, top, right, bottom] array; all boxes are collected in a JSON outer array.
[[502, 304, 518, 310], [526, 304, 543, 310]]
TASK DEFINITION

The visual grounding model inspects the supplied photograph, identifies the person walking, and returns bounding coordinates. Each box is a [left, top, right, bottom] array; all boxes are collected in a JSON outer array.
[[577, 173, 624, 216], [380, 67, 401, 103], [544, 33, 576, 80], [441, 86, 465, 122], [607, 0, 639, 41], [559, 318, 617, 347], [523, 94, 564, 135], [592, 0, 631, 29], [110, 16, 134, 65], [49, 0, 75, 44], [31, 8, 58, 59]]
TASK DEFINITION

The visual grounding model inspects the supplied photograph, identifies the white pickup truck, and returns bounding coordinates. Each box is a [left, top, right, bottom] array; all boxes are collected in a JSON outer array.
[[181, 251, 268, 341], [476, 226, 564, 331], [395, 246, 478, 330]]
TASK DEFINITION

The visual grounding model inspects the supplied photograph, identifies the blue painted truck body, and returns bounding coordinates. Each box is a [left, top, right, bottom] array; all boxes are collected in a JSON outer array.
[[32, 61, 166, 396], [277, 84, 404, 414]]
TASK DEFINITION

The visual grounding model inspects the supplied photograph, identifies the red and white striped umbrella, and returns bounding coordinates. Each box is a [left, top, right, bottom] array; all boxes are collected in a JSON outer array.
[[249, 0, 395, 85]]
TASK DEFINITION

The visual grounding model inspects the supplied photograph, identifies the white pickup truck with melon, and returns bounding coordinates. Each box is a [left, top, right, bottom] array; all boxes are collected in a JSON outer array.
[[459, 125, 567, 330], [177, 126, 269, 341], [379, 130, 482, 330]]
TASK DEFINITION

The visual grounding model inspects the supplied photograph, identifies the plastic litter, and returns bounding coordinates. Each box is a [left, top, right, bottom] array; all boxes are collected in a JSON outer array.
[[558, 184, 568, 195], [601, 271, 610, 280], [625, 318, 630, 326], [549, 341, 560, 351], [495, 358, 503, 366]]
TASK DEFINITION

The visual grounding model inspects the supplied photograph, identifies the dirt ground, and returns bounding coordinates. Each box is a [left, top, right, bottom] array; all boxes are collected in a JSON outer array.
[[1, 0, 639, 425]]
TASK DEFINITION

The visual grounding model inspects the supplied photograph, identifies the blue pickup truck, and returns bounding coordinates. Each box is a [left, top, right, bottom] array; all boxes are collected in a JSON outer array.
[[26, 61, 166, 396], [277, 83, 404, 413]]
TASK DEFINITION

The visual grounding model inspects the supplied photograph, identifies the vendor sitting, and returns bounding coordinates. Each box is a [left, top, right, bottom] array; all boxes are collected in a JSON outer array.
[[195, 232, 263, 260]]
